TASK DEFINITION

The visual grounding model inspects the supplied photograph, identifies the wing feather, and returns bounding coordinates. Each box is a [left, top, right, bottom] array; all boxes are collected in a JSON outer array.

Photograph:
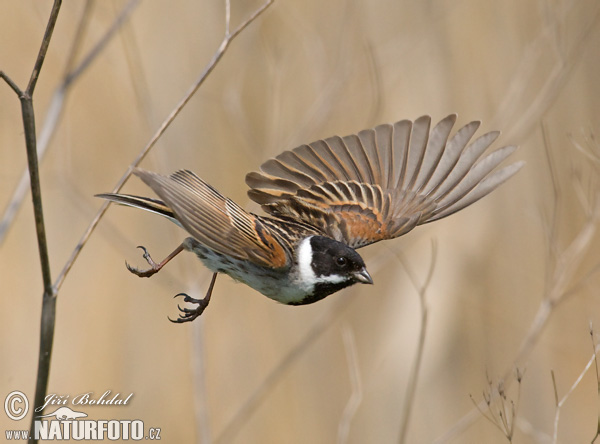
[[390, 120, 413, 190], [357, 129, 382, 184], [246, 115, 523, 249], [413, 114, 456, 193], [402, 115, 431, 191], [136, 169, 289, 268]]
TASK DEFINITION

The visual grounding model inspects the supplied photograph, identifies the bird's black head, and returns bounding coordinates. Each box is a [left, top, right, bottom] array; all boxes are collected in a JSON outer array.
[[293, 235, 373, 305]]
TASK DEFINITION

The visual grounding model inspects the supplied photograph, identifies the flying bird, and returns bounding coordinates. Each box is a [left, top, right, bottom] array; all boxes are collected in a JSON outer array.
[[97, 115, 523, 323]]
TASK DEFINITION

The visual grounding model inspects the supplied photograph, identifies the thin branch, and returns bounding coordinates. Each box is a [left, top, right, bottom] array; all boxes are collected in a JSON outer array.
[[470, 371, 522, 443], [54, 0, 274, 291], [189, 277, 213, 444], [60, 1, 94, 78], [0, 0, 139, 245], [552, 346, 599, 444], [0, 2, 63, 443], [590, 326, 600, 444], [551, 370, 559, 407], [213, 247, 396, 444], [396, 240, 438, 444], [541, 120, 560, 282], [228, 0, 273, 40], [65, 0, 140, 87], [469, 393, 510, 438], [224, 0, 231, 36], [0, 0, 63, 292], [19, 99, 53, 292], [337, 325, 363, 444], [214, 295, 356, 444], [24, 4, 64, 444], [0, 4, 271, 444], [437, 201, 600, 444], [434, 132, 600, 444], [0, 71, 23, 95], [515, 416, 553, 444], [26, 0, 63, 95]]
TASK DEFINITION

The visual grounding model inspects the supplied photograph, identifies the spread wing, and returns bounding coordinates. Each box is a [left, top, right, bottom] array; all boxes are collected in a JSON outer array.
[[246, 114, 524, 249], [133, 169, 290, 268]]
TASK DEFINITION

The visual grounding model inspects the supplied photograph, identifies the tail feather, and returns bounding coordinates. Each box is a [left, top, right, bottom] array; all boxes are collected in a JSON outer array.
[[96, 193, 179, 225]]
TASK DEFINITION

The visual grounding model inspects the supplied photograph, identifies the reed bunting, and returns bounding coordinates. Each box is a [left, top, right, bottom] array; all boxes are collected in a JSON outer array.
[[98, 115, 523, 323]]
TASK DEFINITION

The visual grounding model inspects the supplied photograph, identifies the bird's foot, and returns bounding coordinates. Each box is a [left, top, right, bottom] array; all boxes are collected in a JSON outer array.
[[126, 246, 161, 277], [169, 293, 210, 323], [168, 273, 218, 324]]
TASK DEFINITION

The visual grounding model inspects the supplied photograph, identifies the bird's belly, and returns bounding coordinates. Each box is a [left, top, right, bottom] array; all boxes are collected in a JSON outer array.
[[185, 239, 310, 304]]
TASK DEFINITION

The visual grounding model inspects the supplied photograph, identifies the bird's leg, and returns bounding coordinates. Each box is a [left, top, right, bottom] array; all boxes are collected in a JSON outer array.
[[170, 273, 218, 323], [126, 243, 185, 278]]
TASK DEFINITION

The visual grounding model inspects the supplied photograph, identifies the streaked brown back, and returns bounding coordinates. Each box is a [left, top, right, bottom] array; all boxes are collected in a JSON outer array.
[[135, 169, 290, 268]]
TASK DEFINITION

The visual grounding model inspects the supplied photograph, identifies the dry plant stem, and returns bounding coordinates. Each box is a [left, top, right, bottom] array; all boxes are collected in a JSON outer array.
[[436, 203, 600, 443], [55, 0, 274, 292], [214, 249, 395, 443], [0, 0, 63, 290], [518, 196, 600, 366], [337, 325, 363, 444], [510, 122, 600, 372], [515, 416, 553, 443], [591, 327, 600, 444], [396, 241, 438, 444], [435, 127, 600, 443], [66, 0, 140, 86], [0, 3, 271, 444], [0, 3, 62, 444], [469, 374, 521, 443], [493, 2, 600, 142], [0, 0, 140, 244], [191, 297, 211, 444], [470, 393, 508, 440], [215, 294, 358, 444], [551, 344, 600, 443]]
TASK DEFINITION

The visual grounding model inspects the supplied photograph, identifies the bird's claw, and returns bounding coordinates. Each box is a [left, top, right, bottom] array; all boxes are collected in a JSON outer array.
[[168, 292, 209, 323], [126, 246, 160, 278]]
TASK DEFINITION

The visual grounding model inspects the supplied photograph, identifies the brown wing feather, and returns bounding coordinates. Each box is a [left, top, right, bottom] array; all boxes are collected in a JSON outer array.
[[246, 115, 524, 249], [134, 169, 289, 268]]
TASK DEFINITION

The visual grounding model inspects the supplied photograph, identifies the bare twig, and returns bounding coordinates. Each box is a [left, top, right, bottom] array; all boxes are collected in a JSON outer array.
[[189, 277, 213, 444], [551, 340, 600, 443], [570, 131, 600, 173], [213, 248, 396, 444], [0, 0, 139, 244], [590, 325, 600, 444], [470, 370, 523, 443], [0, 3, 63, 443], [437, 204, 600, 444], [508, 122, 600, 376], [434, 125, 600, 443], [492, 1, 600, 142], [1, 3, 273, 444], [0, 71, 22, 95], [23, 3, 63, 441], [396, 240, 437, 444], [337, 325, 363, 444], [55, 0, 274, 292], [214, 296, 355, 444], [541, 120, 560, 280], [68, 0, 141, 86], [515, 416, 553, 443], [25, 2, 63, 93]]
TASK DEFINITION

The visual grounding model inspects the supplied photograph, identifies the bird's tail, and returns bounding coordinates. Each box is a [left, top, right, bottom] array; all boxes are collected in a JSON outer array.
[[96, 193, 180, 226]]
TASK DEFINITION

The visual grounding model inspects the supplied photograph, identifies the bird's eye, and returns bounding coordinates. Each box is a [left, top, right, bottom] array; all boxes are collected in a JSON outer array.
[[336, 256, 348, 267]]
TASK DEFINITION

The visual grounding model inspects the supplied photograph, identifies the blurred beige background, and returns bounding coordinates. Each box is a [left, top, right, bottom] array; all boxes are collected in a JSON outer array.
[[1, 0, 600, 443]]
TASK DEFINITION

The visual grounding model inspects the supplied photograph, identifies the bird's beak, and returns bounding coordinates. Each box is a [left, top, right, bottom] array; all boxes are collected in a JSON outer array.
[[353, 268, 373, 285]]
